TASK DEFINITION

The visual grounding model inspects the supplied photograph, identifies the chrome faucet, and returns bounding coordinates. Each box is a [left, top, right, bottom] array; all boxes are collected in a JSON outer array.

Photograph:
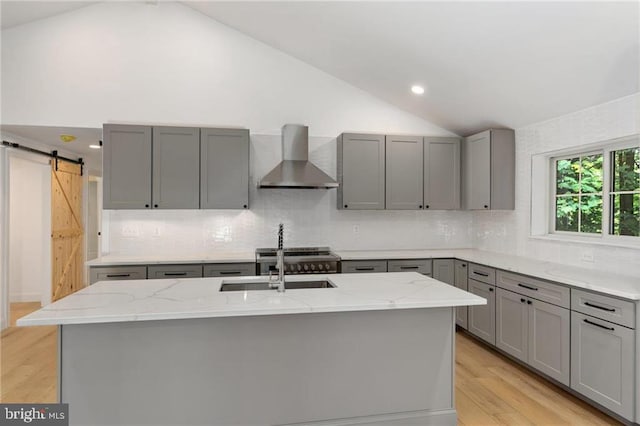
[[269, 223, 286, 292]]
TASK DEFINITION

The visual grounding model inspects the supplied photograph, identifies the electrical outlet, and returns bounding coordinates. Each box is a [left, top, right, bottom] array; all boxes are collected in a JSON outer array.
[[121, 225, 139, 237], [581, 250, 595, 263], [353, 225, 359, 234], [152, 226, 162, 237]]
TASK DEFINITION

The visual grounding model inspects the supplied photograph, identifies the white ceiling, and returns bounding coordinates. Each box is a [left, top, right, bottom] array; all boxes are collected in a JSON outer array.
[[186, 1, 640, 136], [1, 125, 102, 174], [1, 1, 638, 136]]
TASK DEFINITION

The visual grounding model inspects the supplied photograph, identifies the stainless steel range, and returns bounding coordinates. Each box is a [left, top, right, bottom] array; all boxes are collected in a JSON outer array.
[[256, 247, 340, 275]]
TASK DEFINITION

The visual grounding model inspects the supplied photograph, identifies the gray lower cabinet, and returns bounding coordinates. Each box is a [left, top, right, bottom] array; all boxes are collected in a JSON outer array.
[[454, 260, 468, 329], [385, 135, 424, 210], [103, 124, 152, 209], [341, 260, 387, 274], [433, 259, 454, 285], [147, 264, 203, 279], [463, 129, 515, 210], [152, 127, 200, 209], [496, 288, 570, 385], [467, 278, 496, 345], [571, 311, 634, 420], [387, 259, 432, 276], [203, 263, 256, 277], [424, 137, 460, 210], [90, 266, 147, 284], [337, 133, 385, 210], [200, 128, 249, 209]]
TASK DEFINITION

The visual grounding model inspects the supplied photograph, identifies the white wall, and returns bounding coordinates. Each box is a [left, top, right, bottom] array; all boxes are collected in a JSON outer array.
[[2, 1, 473, 255], [473, 93, 640, 275], [1, 2, 455, 138], [8, 153, 51, 304]]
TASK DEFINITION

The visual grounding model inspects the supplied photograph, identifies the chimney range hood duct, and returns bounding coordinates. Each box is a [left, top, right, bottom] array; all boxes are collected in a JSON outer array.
[[259, 124, 338, 189]]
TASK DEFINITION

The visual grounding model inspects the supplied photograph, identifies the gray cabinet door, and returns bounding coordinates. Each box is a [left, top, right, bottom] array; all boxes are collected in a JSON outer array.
[[338, 133, 385, 210], [464, 130, 491, 210], [200, 128, 249, 209], [433, 259, 454, 285], [571, 311, 634, 420], [103, 124, 152, 209], [496, 288, 528, 363], [424, 137, 460, 210], [385, 135, 423, 210], [528, 299, 570, 386], [454, 260, 468, 329], [467, 279, 496, 345], [152, 127, 200, 209]]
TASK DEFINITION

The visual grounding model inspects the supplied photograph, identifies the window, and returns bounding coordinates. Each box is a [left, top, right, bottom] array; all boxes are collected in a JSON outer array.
[[554, 154, 603, 234], [610, 147, 640, 236], [540, 135, 640, 245]]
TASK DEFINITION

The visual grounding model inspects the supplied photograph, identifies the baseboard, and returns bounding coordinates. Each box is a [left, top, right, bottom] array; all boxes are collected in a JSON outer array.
[[9, 293, 41, 303]]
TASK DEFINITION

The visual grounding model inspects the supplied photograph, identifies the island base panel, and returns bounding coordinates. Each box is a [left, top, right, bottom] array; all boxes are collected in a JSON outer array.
[[60, 308, 455, 426]]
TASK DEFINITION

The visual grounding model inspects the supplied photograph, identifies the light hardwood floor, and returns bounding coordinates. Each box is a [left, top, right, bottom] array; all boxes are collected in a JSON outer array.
[[1, 303, 622, 425]]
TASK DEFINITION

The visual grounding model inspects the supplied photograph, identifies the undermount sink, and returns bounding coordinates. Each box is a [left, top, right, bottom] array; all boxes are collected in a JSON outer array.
[[219, 279, 336, 292]]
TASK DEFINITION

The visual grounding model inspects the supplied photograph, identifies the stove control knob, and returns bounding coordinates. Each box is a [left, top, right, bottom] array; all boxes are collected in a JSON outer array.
[[296, 264, 302, 271], [317, 264, 323, 270], [310, 264, 316, 270], [325, 263, 331, 270], [303, 264, 309, 271]]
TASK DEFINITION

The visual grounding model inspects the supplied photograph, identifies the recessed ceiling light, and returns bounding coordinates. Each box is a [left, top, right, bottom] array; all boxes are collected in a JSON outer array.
[[89, 144, 101, 149], [411, 85, 425, 95]]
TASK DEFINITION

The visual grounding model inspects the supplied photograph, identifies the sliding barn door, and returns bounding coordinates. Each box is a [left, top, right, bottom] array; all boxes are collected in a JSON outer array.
[[51, 161, 84, 301]]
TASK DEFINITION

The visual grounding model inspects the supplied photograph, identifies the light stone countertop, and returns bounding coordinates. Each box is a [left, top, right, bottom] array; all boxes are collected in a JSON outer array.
[[17, 272, 485, 326], [86, 251, 256, 266], [335, 249, 640, 300]]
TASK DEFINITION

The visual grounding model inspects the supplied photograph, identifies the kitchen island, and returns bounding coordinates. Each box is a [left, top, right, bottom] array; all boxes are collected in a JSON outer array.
[[18, 272, 484, 426]]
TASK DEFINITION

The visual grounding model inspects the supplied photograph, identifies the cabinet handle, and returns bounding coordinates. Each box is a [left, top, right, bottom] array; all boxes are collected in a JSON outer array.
[[527, 300, 532, 305], [425, 205, 430, 209], [344, 204, 348, 208], [419, 205, 423, 209], [488, 287, 494, 292], [473, 271, 489, 277], [219, 271, 241, 275], [461, 264, 466, 268], [584, 318, 614, 331], [145, 204, 150, 208], [243, 205, 248, 209], [584, 302, 615, 312], [355, 267, 375, 271], [517, 283, 538, 291], [520, 298, 526, 303], [154, 204, 159, 208], [484, 205, 489, 209], [400, 266, 419, 270], [164, 272, 187, 276], [106, 273, 130, 278]]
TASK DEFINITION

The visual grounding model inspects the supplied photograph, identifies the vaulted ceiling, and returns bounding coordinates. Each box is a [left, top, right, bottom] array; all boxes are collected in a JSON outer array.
[[2, 1, 639, 136]]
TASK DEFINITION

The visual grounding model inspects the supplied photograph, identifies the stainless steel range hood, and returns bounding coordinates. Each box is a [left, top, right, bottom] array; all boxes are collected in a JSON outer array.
[[259, 124, 338, 189]]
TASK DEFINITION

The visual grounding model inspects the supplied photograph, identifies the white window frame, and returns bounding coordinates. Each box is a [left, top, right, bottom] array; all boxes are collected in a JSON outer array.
[[530, 134, 640, 249]]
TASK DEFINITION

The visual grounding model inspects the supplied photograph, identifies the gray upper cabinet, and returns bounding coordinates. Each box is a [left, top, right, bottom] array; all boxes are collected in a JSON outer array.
[[433, 259, 454, 285], [103, 124, 152, 209], [463, 129, 515, 210], [424, 137, 460, 210], [337, 133, 385, 210], [385, 135, 423, 210], [152, 127, 200, 209], [200, 128, 249, 209], [454, 260, 468, 329]]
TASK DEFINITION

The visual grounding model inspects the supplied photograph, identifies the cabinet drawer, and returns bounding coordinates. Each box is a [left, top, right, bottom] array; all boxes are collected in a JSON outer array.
[[572, 289, 635, 329], [387, 259, 432, 275], [203, 263, 256, 277], [468, 263, 495, 285], [90, 266, 147, 284], [147, 264, 203, 279], [341, 260, 387, 274], [497, 270, 570, 309]]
